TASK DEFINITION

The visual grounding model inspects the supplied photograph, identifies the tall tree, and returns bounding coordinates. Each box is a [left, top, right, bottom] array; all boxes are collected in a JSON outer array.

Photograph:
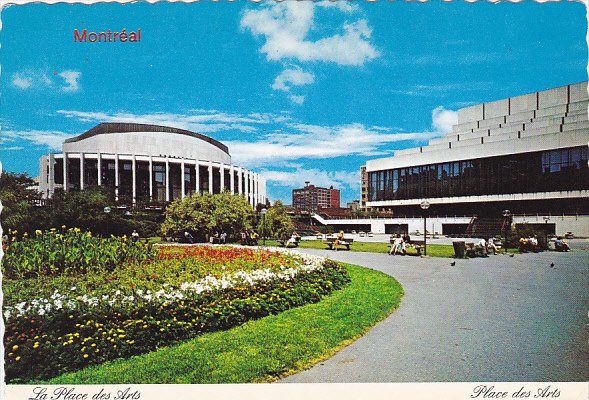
[[258, 200, 293, 239], [161, 192, 254, 242], [0, 172, 43, 233]]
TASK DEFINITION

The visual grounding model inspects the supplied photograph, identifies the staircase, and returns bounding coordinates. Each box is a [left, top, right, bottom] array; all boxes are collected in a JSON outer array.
[[465, 216, 503, 238]]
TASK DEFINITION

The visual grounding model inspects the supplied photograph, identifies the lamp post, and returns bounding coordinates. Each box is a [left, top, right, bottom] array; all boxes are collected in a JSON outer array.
[[261, 207, 267, 246], [420, 200, 430, 256], [502, 209, 511, 254], [104, 206, 111, 237]]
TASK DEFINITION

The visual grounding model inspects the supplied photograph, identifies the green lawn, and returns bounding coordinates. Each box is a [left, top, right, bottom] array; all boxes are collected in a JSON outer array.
[[149, 237, 515, 258], [265, 239, 458, 257], [45, 263, 403, 384]]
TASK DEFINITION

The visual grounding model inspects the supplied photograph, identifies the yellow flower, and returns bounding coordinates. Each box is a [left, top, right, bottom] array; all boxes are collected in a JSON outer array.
[[61, 225, 66, 229], [12, 345, 18, 351], [83, 354, 89, 359], [91, 343, 96, 347], [35, 230, 42, 235], [15, 356, 21, 361]]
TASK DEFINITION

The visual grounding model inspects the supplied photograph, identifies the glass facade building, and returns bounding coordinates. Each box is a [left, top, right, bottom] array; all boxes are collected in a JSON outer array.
[[368, 146, 589, 202]]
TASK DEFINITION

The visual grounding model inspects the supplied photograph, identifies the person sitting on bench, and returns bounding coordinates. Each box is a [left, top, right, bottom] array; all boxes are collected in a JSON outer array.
[[333, 230, 345, 250], [286, 231, 300, 248], [389, 235, 406, 256]]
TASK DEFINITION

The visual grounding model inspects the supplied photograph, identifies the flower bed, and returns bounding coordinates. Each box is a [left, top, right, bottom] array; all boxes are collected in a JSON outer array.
[[3, 244, 350, 383]]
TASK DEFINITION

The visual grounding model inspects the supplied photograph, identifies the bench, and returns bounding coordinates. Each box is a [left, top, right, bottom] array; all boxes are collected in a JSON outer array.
[[389, 238, 424, 256], [324, 237, 354, 250], [465, 242, 489, 257], [278, 237, 300, 248]]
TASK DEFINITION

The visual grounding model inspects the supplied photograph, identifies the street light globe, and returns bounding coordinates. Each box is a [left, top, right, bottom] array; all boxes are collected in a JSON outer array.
[[261, 208, 267, 215], [420, 201, 430, 210]]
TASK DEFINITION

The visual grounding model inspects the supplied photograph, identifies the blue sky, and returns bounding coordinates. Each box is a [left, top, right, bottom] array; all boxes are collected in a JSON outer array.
[[0, 1, 586, 204]]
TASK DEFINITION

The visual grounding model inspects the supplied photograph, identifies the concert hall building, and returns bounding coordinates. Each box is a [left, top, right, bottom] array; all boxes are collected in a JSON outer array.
[[357, 82, 589, 237], [38, 123, 267, 207]]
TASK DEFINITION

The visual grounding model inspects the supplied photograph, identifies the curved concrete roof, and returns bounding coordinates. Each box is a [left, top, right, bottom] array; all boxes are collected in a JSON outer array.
[[65, 122, 229, 155]]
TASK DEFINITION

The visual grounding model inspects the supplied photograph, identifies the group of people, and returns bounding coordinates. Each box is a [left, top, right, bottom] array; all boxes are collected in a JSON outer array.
[[518, 236, 541, 253], [554, 237, 571, 252], [388, 233, 412, 256], [475, 237, 499, 255], [240, 229, 259, 246], [209, 229, 228, 244]]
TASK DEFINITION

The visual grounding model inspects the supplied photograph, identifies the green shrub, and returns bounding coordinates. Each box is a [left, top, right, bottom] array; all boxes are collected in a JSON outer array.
[[2, 228, 156, 279]]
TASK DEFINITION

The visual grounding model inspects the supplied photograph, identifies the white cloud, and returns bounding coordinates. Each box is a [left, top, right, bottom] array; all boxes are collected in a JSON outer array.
[[58, 71, 81, 92], [261, 167, 359, 190], [289, 95, 306, 105], [10, 70, 81, 93], [241, 1, 379, 66], [1, 130, 72, 150], [272, 68, 315, 92], [227, 122, 441, 167], [55, 110, 284, 133], [316, 1, 359, 14], [0, 146, 24, 151], [11, 74, 33, 90], [431, 106, 458, 134]]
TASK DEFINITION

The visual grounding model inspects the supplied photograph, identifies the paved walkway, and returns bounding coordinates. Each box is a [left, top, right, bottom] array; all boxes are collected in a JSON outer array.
[[282, 242, 589, 382]]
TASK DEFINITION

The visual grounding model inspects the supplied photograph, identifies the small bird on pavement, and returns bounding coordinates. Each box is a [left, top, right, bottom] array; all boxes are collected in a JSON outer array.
[[450, 261, 456, 266], [509, 254, 514, 258], [550, 262, 555, 268]]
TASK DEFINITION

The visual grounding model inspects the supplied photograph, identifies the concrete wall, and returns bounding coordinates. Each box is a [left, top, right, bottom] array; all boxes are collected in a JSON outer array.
[[570, 82, 588, 102], [457, 104, 484, 125], [510, 93, 538, 114], [314, 215, 589, 237], [485, 98, 510, 119]]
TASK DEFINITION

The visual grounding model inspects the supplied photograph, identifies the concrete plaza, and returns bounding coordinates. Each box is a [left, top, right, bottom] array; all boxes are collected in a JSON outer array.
[[282, 241, 588, 382]]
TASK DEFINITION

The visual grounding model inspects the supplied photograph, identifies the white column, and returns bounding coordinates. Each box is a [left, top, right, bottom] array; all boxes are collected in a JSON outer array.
[[230, 165, 235, 195], [165, 158, 170, 202], [47, 154, 55, 197], [238, 167, 243, 195], [181, 159, 186, 199], [252, 173, 258, 208], [220, 163, 225, 193], [114, 154, 119, 201], [62, 153, 68, 191], [132, 155, 137, 204], [195, 160, 200, 194], [149, 156, 153, 201], [97, 153, 102, 186], [250, 173, 255, 206], [79, 153, 84, 190], [254, 174, 259, 208], [245, 171, 250, 205], [208, 160, 213, 194]]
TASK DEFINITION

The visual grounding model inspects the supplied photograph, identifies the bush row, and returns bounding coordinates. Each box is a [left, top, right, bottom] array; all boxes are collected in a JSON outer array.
[[2, 228, 156, 279]]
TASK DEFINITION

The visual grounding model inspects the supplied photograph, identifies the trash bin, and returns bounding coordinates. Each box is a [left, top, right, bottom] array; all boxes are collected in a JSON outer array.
[[453, 241, 466, 258]]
